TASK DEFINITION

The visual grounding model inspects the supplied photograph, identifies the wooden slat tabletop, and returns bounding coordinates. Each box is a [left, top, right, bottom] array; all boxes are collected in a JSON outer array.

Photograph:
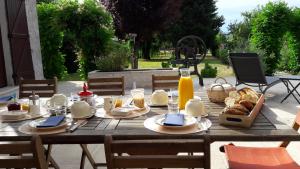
[[0, 92, 299, 144]]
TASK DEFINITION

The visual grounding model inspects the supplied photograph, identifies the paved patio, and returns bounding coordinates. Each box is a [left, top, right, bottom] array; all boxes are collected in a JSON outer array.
[[51, 76, 300, 169]]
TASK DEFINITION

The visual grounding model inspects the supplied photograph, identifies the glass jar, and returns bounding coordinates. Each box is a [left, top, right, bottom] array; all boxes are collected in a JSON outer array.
[[178, 68, 194, 110], [29, 94, 40, 114]]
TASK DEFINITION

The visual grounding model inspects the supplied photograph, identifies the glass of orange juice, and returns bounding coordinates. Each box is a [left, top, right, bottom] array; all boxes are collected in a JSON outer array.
[[114, 97, 123, 108], [131, 88, 145, 108]]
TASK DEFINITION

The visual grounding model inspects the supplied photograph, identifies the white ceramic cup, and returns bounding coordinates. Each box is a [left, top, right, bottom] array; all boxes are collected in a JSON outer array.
[[104, 97, 115, 113], [185, 98, 206, 117]]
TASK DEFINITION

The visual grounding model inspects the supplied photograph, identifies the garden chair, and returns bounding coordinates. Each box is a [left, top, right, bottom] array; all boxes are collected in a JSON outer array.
[[0, 135, 47, 169], [104, 135, 211, 169], [223, 110, 300, 169], [152, 74, 180, 92], [19, 77, 57, 98], [81, 76, 124, 169], [19, 77, 60, 168], [87, 77, 124, 96], [229, 53, 281, 93]]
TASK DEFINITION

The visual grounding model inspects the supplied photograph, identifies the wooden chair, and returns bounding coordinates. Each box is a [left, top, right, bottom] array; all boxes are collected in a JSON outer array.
[[81, 77, 124, 169], [224, 111, 300, 169], [0, 135, 47, 169], [19, 77, 59, 168], [104, 135, 211, 169], [19, 77, 57, 98], [152, 75, 180, 92], [88, 77, 124, 96]]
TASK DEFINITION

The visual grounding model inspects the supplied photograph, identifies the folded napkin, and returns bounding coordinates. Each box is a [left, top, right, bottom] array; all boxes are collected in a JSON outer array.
[[163, 114, 184, 126], [37, 115, 65, 128], [0, 94, 15, 102]]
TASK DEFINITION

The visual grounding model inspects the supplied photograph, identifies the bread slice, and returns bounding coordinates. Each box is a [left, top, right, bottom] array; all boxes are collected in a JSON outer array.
[[230, 104, 249, 113], [223, 107, 248, 115], [239, 100, 255, 111], [225, 97, 236, 107], [228, 91, 241, 102]]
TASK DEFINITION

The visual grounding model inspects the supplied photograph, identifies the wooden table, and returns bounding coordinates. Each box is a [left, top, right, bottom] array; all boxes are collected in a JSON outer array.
[[0, 92, 299, 144]]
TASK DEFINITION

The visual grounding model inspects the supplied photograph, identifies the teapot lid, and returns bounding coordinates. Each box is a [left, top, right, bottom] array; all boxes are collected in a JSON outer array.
[[78, 83, 93, 96], [29, 91, 39, 100]]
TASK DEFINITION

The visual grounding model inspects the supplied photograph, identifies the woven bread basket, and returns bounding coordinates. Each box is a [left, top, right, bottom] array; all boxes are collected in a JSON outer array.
[[207, 77, 235, 103]]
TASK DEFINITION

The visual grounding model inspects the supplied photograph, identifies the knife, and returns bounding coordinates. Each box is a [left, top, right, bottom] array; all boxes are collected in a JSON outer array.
[[68, 119, 87, 133]]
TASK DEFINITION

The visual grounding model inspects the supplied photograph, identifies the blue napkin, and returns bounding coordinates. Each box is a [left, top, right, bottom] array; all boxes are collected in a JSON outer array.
[[163, 114, 185, 126], [0, 93, 16, 102], [36, 115, 65, 128]]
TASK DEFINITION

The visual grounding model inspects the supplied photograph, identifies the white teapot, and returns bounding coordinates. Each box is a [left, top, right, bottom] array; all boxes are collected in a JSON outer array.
[[151, 90, 169, 105], [185, 98, 206, 117], [46, 94, 68, 107], [70, 101, 93, 118]]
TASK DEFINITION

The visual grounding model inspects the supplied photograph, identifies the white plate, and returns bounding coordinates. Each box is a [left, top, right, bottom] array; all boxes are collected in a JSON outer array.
[[29, 117, 72, 130], [180, 110, 209, 118], [0, 110, 27, 120], [155, 114, 197, 128], [149, 103, 168, 107]]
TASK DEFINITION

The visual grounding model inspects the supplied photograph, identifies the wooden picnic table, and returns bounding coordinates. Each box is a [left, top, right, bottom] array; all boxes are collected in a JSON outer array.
[[0, 92, 299, 144]]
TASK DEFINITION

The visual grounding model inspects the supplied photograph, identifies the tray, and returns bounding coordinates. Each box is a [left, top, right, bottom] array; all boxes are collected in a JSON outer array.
[[219, 94, 264, 128]]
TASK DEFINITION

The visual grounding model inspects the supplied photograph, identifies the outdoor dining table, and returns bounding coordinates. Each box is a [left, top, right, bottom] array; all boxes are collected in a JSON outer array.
[[0, 91, 299, 144]]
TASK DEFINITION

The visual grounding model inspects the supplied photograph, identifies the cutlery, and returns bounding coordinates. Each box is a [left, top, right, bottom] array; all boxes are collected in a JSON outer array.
[[68, 119, 87, 133]]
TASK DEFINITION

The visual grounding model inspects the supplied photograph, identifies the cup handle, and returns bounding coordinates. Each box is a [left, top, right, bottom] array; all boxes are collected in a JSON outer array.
[[45, 100, 51, 107], [204, 105, 211, 114]]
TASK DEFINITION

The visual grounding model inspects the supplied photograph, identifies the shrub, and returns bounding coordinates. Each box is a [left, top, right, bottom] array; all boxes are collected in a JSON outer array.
[[71, 0, 113, 78], [251, 2, 291, 75], [37, 3, 67, 79], [95, 41, 130, 72], [216, 48, 229, 65], [161, 62, 170, 68], [38, 0, 114, 79], [201, 63, 217, 78], [279, 33, 300, 74]]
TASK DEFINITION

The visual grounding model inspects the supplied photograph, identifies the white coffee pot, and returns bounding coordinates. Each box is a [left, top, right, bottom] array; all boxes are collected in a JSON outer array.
[[46, 94, 68, 107], [70, 101, 93, 118], [185, 98, 207, 117]]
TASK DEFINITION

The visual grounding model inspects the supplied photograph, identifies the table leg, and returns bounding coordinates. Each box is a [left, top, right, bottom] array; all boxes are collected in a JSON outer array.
[[45, 144, 60, 169], [80, 144, 98, 169], [283, 80, 290, 93], [281, 80, 300, 104], [287, 80, 300, 97]]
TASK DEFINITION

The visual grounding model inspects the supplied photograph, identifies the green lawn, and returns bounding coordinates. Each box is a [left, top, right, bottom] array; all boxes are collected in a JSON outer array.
[[139, 56, 233, 77], [62, 56, 233, 81]]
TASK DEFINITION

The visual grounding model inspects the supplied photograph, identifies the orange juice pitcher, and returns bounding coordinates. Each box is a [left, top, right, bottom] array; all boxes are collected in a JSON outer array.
[[178, 68, 194, 110]]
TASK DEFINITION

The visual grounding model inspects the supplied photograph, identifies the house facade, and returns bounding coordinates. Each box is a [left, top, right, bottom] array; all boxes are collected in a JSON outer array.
[[0, 0, 43, 88]]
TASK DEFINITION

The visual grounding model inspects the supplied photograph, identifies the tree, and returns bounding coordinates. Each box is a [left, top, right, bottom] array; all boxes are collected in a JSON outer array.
[[162, 0, 224, 56], [102, 0, 182, 67], [251, 2, 291, 75]]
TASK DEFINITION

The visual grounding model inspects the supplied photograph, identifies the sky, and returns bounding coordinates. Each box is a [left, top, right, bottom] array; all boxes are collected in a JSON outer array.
[[216, 0, 300, 32]]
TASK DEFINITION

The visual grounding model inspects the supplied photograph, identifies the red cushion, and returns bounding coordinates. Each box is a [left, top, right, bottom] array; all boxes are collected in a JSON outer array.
[[224, 145, 300, 169]]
